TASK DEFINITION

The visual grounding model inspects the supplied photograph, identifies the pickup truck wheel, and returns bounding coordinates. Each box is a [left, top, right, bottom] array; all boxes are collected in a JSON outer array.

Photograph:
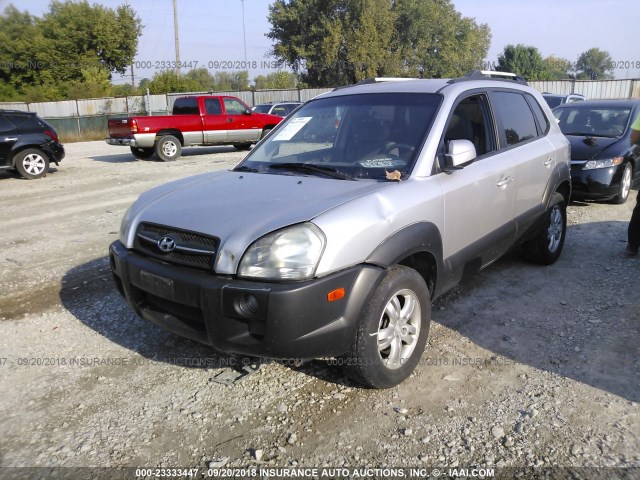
[[233, 143, 252, 151], [130, 146, 154, 159], [155, 135, 181, 162], [14, 149, 50, 179], [343, 265, 431, 389], [522, 193, 566, 265], [260, 127, 273, 139]]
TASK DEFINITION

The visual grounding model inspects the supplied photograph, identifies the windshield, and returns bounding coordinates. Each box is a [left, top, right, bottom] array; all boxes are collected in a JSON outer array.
[[553, 106, 631, 137], [543, 95, 563, 109], [237, 93, 441, 181], [252, 104, 272, 114]]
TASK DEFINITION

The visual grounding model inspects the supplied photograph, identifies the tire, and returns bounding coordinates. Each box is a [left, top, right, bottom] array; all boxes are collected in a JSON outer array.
[[343, 265, 431, 389], [154, 135, 182, 162], [260, 127, 273, 139], [130, 146, 154, 160], [522, 193, 567, 265], [613, 163, 632, 205], [233, 143, 252, 151], [14, 149, 50, 179]]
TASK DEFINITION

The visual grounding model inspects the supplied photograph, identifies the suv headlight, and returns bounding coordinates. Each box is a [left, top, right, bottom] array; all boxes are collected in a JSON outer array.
[[583, 157, 623, 170], [238, 223, 325, 281], [119, 205, 135, 245]]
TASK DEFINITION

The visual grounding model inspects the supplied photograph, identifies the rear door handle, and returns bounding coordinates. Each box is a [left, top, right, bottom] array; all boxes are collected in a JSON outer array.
[[226, 118, 233, 123], [544, 158, 553, 167], [497, 176, 514, 187], [2, 137, 18, 142]]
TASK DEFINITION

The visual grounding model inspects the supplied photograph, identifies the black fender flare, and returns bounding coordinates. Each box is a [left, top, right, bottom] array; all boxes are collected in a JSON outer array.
[[365, 222, 444, 296]]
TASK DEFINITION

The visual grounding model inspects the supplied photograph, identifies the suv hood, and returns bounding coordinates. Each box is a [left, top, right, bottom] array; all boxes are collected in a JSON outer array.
[[124, 170, 392, 271], [566, 135, 621, 160]]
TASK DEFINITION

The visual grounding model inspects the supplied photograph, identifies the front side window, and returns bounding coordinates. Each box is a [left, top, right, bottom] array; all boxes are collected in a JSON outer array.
[[442, 94, 495, 158], [491, 91, 538, 146], [237, 93, 441, 181], [224, 98, 249, 115]]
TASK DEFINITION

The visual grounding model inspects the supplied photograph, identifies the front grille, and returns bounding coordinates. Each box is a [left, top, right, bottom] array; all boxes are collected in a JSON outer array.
[[134, 222, 219, 271]]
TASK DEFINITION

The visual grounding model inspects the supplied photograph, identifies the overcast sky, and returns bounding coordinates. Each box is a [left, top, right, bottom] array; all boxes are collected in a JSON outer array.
[[5, 0, 640, 83]]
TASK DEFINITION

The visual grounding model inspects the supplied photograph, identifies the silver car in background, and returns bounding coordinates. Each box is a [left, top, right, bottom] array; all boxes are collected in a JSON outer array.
[[110, 71, 571, 388]]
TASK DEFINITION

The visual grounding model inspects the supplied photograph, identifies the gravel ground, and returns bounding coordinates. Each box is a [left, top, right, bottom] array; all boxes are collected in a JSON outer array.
[[0, 141, 638, 479]]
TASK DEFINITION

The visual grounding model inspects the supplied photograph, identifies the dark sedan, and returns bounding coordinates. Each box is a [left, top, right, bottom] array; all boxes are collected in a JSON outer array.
[[553, 99, 640, 204]]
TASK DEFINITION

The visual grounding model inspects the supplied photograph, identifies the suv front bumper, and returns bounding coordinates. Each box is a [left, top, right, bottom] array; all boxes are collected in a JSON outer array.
[[109, 241, 383, 359]]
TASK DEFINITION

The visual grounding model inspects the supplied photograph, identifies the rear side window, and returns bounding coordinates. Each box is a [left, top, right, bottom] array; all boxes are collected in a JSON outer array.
[[491, 91, 539, 146], [204, 98, 222, 115], [172, 98, 199, 115], [5, 113, 43, 130], [0, 115, 16, 132]]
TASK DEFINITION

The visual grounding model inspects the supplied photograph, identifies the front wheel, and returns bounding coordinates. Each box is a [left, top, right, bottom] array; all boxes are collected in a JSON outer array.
[[613, 163, 632, 204], [343, 265, 431, 389], [233, 143, 252, 151], [260, 127, 273, 139], [14, 149, 50, 179], [522, 193, 566, 265], [154, 135, 182, 162]]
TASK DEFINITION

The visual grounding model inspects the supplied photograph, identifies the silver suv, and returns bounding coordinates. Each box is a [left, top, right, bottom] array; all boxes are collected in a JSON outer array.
[[110, 71, 570, 388]]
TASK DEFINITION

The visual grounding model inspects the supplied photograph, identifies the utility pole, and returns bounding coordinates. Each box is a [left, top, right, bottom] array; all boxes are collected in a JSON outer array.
[[241, 0, 247, 62], [125, 0, 135, 87], [173, 0, 181, 76]]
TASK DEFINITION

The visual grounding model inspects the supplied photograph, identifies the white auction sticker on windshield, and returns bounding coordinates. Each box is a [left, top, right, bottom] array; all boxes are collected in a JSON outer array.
[[359, 157, 406, 168], [272, 117, 312, 141]]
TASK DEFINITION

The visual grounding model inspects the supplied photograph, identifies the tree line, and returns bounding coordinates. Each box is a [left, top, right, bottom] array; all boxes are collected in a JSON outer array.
[[0, 0, 617, 103]]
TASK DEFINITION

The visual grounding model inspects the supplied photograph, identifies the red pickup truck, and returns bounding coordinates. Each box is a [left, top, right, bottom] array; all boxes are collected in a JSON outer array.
[[106, 95, 284, 161]]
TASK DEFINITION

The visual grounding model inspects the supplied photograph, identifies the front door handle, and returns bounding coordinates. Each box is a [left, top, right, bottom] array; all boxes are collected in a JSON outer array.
[[497, 176, 514, 187], [2, 137, 18, 142]]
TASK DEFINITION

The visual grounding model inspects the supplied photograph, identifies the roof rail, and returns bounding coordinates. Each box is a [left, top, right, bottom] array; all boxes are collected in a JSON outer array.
[[355, 77, 418, 85], [449, 70, 528, 85]]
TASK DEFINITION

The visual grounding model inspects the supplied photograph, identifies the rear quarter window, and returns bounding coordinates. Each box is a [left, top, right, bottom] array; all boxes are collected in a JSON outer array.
[[491, 91, 539, 146], [525, 94, 550, 135]]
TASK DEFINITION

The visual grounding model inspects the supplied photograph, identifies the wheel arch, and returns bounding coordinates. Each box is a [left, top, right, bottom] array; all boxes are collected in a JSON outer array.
[[544, 162, 571, 206], [365, 222, 443, 299], [155, 130, 184, 145]]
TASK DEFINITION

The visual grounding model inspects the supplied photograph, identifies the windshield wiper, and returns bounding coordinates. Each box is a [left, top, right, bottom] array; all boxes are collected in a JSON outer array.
[[269, 163, 354, 180], [566, 132, 615, 138], [233, 165, 260, 173]]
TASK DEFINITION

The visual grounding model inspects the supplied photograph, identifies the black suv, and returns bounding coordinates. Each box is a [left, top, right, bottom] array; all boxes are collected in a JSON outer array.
[[0, 110, 65, 179]]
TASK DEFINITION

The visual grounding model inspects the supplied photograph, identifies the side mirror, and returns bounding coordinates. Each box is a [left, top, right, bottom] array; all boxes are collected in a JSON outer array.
[[243, 109, 252, 115], [444, 139, 477, 170]]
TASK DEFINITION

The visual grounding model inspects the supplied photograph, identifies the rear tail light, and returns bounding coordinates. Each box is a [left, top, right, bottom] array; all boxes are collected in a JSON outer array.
[[44, 129, 59, 142], [130, 118, 138, 133]]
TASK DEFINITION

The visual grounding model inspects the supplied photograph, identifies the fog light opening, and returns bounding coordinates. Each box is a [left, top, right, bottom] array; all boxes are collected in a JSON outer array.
[[235, 293, 259, 318]]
